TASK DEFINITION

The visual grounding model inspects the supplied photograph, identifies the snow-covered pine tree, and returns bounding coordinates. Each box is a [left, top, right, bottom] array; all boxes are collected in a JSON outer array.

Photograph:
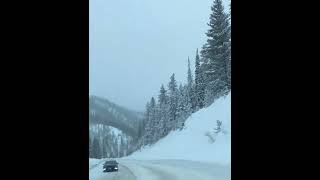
[[187, 57, 193, 86], [149, 97, 158, 143], [106, 136, 111, 158], [177, 84, 190, 130], [195, 48, 206, 109], [101, 138, 106, 158], [202, 0, 231, 105], [92, 137, 101, 159], [158, 84, 170, 138], [168, 73, 179, 130], [119, 135, 125, 157], [137, 120, 144, 139], [153, 103, 161, 141], [107, 128, 113, 157], [110, 132, 116, 157], [116, 135, 120, 157], [142, 102, 151, 146], [126, 137, 130, 156], [187, 57, 197, 112], [177, 84, 184, 128], [227, 2, 231, 91], [142, 97, 158, 145]]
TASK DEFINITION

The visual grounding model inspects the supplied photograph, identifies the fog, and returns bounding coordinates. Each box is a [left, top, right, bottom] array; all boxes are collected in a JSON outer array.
[[89, 0, 230, 111]]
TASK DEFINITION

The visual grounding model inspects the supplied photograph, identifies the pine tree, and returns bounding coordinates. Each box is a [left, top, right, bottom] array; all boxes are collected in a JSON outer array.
[[137, 120, 144, 139], [187, 57, 193, 86], [119, 135, 125, 157], [142, 102, 151, 146], [110, 133, 117, 157], [158, 85, 170, 138], [153, 103, 161, 141], [227, 1, 231, 91], [202, 0, 231, 104], [177, 84, 190, 130], [113, 135, 119, 157], [149, 97, 157, 143], [168, 74, 178, 130], [142, 97, 158, 145], [101, 138, 105, 158], [187, 57, 196, 112], [195, 48, 205, 109], [104, 136, 111, 158], [92, 137, 101, 159]]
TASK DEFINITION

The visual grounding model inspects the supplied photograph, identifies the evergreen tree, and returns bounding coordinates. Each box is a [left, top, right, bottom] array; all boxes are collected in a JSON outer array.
[[168, 73, 178, 130], [227, 2, 231, 91], [177, 84, 190, 130], [149, 97, 157, 143], [142, 102, 151, 146], [158, 85, 170, 138], [202, 0, 231, 104], [187, 57, 196, 112], [195, 48, 205, 109], [92, 137, 101, 159], [136, 1, 231, 146], [142, 97, 158, 145], [114, 135, 119, 157], [101, 138, 105, 158], [187, 57, 193, 86], [137, 119, 144, 140], [105, 137, 111, 158], [119, 135, 125, 157], [111, 133, 117, 157], [159, 85, 168, 104]]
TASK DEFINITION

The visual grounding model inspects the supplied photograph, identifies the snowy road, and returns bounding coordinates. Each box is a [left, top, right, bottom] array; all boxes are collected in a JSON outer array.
[[96, 164, 136, 180], [90, 159, 230, 180]]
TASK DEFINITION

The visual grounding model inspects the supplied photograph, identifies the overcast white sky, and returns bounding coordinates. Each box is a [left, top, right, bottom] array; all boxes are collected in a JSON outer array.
[[89, 0, 230, 111]]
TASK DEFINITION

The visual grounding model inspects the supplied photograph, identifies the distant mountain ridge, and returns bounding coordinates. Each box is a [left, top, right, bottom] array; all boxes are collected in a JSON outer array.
[[89, 95, 142, 138]]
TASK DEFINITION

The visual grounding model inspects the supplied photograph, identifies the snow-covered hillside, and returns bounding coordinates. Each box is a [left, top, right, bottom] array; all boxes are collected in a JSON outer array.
[[90, 124, 124, 137], [126, 93, 231, 165]]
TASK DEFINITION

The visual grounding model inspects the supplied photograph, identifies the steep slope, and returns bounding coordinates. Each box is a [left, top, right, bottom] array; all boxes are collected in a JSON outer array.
[[89, 95, 142, 137], [126, 93, 231, 165], [89, 95, 144, 158]]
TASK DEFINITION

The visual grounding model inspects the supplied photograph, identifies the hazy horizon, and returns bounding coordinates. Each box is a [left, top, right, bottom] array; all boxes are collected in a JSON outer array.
[[89, 0, 230, 111]]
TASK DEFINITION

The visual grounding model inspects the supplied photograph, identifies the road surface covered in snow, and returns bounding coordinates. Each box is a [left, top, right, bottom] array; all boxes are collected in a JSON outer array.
[[89, 159, 230, 180]]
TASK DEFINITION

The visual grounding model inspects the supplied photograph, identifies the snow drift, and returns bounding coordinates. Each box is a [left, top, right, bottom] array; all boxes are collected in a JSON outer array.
[[126, 93, 231, 165]]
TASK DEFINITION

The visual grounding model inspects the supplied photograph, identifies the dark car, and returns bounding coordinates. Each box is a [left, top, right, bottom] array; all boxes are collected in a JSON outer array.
[[103, 160, 118, 172]]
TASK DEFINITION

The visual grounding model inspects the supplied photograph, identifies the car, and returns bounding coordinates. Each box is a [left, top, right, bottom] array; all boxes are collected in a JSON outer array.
[[103, 160, 119, 172]]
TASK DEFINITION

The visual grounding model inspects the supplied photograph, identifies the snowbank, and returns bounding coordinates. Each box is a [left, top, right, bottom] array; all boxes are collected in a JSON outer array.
[[126, 93, 231, 165], [89, 158, 103, 169]]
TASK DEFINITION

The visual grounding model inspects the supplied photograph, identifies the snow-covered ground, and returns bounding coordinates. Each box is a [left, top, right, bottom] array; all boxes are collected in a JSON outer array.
[[120, 159, 230, 180], [90, 159, 100, 168], [89, 158, 230, 180], [89, 158, 105, 180], [126, 93, 231, 165], [89, 93, 231, 180], [90, 122, 125, 137]]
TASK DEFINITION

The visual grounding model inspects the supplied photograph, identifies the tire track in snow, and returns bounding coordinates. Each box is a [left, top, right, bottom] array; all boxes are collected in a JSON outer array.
[[98, 164, 136, 180], [92, 159, 230, 180], [119, 160, 178, 180], [119, 159, 230, 180], [137, 163, 178, 180]]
